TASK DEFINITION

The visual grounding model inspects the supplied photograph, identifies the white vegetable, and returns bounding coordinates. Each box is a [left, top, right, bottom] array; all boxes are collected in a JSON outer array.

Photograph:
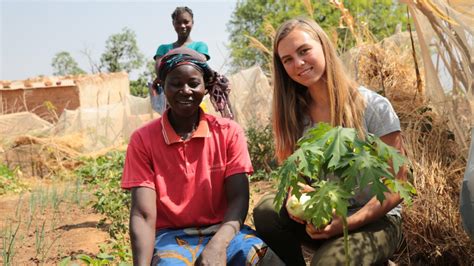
[[286, 193, 311, 220]]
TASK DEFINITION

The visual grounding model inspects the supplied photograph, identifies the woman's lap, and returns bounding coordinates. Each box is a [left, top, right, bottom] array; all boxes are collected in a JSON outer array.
[[253, 193, 403, 266], [151, 224, 282, 266]]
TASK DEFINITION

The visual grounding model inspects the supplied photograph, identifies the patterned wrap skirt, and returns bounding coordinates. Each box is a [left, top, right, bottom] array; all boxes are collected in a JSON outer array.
[[151, 224, 282, 266]]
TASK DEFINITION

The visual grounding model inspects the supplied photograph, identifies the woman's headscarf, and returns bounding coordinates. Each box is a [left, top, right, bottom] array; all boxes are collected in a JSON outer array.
[[156, 47, 233, 119]]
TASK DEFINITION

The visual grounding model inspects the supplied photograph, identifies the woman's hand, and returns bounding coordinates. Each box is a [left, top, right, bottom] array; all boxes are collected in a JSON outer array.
[[305, 215, 343, 240], [195, 174, 248, 265], [195, 242, 226, 266]]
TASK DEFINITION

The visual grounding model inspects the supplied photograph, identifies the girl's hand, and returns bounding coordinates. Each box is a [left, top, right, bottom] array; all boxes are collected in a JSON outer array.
[[305, 215, 343, 240], [286, 204, 306, 224], [297, 181, 315, 193], [286, 182, 315, 224]]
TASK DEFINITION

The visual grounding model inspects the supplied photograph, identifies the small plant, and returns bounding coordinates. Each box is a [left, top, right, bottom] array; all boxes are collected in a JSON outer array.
[[245, 120, 276, 176], [33, 219, 58, 263], [0, 164, 27, 195], [72, 177, 86, 205], [35, 187, 50, 214], [1, 220, 21, 265], [51, 186, 61, 210], [76, 253, 114, 265], [99, 240, 132, 263], [27, 194, 37, 232], [43, 100, 59, 122], [274, 123, 416, 264], [34, 221, 47, 259]]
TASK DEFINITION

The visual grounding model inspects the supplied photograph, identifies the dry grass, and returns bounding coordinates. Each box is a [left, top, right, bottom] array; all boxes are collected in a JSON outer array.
[[1, 135, 83, 178], [398, 111, 473, 265], [352, 31, 473, 264]]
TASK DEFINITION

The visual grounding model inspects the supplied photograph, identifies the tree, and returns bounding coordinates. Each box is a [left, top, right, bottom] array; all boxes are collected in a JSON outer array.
[[51, 51, 86, 76], [227, 0, 311, 73], [130, 59, 156, 98], [80, 46, 101, 74], [100, 27, 144, 73], [227, 0, 407, 73]]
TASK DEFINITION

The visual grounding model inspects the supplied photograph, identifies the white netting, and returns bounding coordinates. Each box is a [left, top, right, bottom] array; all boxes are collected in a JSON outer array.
[[49, 94, 159, 153], [201, 66, 272, 128], [0, 112, 52, 139], [0, 66, 269, 154], [401, 0, 473, 153], [228, 66, 273, 128]]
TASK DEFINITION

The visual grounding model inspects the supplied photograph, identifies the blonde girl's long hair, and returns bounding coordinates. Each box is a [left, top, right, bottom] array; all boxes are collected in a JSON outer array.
[[272, 17, 366, 163]]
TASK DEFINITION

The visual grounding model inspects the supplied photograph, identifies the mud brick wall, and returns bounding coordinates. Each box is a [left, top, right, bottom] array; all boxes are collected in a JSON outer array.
[[76, 72, 129, 108], [0, 86, 80, 123], [0, 72, 130, 123]]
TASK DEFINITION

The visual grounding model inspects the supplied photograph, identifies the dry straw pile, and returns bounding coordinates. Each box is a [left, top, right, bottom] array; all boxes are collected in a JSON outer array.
[[350, 34, 473, 264], [319, 1, 474, 263]]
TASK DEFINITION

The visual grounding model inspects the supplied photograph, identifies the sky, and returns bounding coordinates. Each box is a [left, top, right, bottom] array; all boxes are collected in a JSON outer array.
[[1, 0, 238, 81]]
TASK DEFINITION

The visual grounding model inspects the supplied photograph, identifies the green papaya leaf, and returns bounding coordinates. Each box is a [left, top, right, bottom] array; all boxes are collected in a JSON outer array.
[[384, 179, 416, 205], [273, 123, 416, 266]]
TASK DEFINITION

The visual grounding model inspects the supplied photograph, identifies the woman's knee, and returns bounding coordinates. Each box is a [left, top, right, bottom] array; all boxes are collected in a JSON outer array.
[[253, 194, 279, 230]]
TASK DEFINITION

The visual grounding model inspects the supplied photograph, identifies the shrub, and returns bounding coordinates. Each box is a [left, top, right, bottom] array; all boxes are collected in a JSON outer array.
[[76, 151, 130, 239], [0, 164, 27, 195], [245, 120, 276, 179]]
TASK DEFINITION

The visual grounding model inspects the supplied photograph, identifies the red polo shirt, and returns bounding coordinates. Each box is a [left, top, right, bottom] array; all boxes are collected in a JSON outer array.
[[121, 109, 253, 230]]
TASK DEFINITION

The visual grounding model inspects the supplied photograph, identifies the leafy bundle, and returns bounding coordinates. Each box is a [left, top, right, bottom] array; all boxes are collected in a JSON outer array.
[[273, 123, 415, 262]]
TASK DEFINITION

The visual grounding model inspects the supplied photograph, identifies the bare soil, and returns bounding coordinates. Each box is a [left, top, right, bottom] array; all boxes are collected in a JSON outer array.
[[0, 181, 109, 265], [0, 180, 276, 265]]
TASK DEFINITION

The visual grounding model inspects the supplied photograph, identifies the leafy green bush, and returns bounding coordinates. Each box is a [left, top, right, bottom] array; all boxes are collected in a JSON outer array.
[[245, 120, 276, 180], [75, 151, 132, 262], [130, 77, 149, 98], [76, 151, 130, 239]]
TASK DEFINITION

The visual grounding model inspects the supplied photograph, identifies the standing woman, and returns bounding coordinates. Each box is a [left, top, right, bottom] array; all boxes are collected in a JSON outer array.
[[253, 17, 406, 265], [151, 6, 209, 114], [154, 6, 209, 63]]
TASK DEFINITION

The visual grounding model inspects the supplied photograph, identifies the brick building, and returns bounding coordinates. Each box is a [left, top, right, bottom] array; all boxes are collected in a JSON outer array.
[[0, 72, 129, 122]]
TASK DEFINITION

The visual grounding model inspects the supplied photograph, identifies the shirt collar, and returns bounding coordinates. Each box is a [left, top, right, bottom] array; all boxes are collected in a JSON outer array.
[[161, 108, 209, 144]]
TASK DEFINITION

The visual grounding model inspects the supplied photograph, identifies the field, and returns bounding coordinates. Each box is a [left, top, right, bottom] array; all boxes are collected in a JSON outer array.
[[0, 165, 273, 265]]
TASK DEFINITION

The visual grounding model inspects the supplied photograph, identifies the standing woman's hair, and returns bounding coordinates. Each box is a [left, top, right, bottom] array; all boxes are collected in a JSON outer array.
[[171, 6, 194, 21], [272, 18, 366, 163]]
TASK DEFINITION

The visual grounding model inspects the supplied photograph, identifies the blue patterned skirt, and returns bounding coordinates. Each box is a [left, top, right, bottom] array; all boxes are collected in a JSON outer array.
[[151, 224, 274, 266]]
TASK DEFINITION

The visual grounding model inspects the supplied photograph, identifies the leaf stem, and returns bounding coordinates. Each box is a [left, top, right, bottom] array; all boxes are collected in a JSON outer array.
[[342, 217, 350, 266]]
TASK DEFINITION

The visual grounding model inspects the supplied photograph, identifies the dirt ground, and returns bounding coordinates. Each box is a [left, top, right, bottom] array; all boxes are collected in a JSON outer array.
[[0, 179, 278, 265], [0, 185, 109, 264]]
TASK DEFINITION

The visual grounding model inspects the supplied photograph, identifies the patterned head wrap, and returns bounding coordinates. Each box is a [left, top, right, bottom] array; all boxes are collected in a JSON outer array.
[[156, 47, 233, 119]]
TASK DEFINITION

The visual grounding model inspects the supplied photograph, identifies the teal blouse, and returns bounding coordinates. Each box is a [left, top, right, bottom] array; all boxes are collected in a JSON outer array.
[[154, 41, 210, 60]]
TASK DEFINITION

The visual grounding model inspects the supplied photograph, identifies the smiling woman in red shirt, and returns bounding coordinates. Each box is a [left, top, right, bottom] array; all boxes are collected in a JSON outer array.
[[121, 47, 283, 266]]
